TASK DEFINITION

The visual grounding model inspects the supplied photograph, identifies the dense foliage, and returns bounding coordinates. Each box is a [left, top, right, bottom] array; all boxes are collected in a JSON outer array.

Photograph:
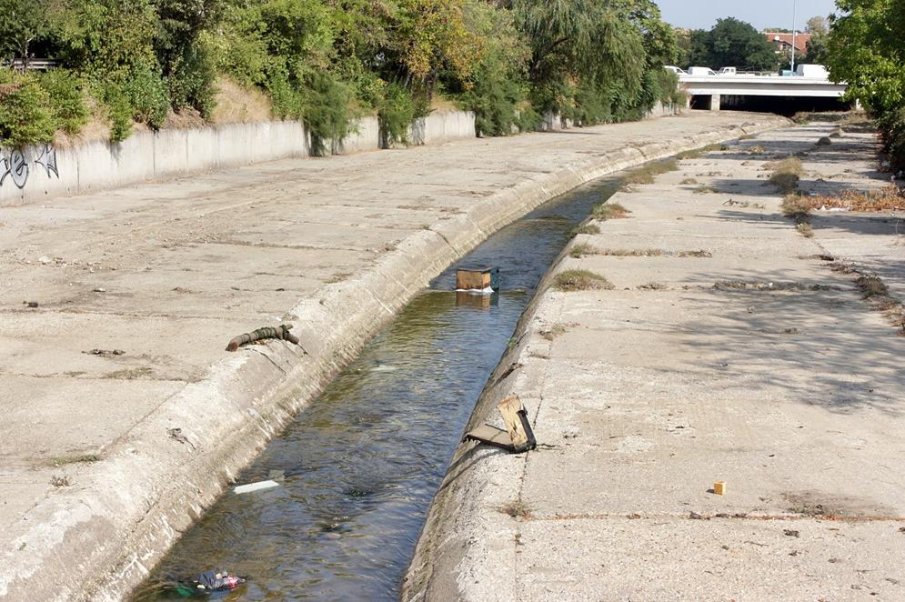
[[826, 0, 905, 171], [0, 0, 678, 150], [681, 18, 778, 72]]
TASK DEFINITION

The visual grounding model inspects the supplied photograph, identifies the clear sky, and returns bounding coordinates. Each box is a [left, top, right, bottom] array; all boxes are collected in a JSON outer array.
[[655, 0, 839, 31]]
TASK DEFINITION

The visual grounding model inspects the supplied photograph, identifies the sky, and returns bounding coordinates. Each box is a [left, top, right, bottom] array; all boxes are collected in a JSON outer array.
[[655, 0, 839, 31]]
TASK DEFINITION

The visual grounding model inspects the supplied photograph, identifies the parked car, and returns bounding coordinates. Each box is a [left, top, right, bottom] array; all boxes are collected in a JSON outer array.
[[688, 66, 717, 76], [664, 65, 687, 75]]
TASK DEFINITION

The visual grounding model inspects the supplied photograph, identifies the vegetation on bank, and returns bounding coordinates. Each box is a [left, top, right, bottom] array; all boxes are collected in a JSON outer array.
[[0, 0, 681, 153], [826, 0, 905, 172]]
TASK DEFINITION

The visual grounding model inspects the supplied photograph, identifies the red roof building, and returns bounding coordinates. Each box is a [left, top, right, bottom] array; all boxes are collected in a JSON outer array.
[[765, 32, 811, 54]]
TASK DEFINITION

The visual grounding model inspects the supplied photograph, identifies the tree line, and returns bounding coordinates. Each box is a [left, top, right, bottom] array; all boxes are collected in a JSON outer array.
[[0, 0, 683, 152], [676, 16, 829, 73], [826, 0, 905, 171]]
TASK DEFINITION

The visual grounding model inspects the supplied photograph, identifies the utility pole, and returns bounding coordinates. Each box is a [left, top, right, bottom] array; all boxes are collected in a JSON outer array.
[[791, 0, 797, 74]]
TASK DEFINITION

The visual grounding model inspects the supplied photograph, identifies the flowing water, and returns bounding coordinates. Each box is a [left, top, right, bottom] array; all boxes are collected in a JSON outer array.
[[133, 174, 623, 601]]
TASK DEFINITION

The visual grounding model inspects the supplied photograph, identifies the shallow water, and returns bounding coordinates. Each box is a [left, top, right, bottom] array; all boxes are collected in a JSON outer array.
[[133, 175, 621, 601]]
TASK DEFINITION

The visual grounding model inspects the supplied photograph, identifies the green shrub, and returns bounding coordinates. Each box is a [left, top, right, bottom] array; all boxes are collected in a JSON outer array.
[[378, 82, 416, 146], [876, 107, 905, 173], [123, 67, 169, 130], [38, 70, 89, 135], [166, 44, 217, 117], [0, 75, 55, 148], [299, 70, 356, 156], [92, 80, 129, 143]]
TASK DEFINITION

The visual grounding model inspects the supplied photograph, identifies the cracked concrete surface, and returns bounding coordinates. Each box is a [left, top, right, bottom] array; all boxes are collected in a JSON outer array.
[[404, 119, 905, 602]]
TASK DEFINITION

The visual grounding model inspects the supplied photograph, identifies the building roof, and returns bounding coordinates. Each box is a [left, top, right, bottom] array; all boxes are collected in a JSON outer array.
[[764, 32, 811, 53]]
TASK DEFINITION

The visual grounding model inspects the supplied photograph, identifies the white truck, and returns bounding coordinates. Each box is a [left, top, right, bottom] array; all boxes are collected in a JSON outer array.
[[795, 64, 829, 79], [687, 66, 717, 76], [718, 67, 737, 75]]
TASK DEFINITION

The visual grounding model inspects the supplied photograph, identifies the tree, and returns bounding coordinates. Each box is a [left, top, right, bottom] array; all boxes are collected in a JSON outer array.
[[806, 16, 828, 34], [685, 29, 711, 67], [152, 0, 224, 114], [0, 0, 54, 67], [802, 15, 829, 63], [826, 0, 905, 169], [512, 0, 646, 116], [706, 17, 778, 70]]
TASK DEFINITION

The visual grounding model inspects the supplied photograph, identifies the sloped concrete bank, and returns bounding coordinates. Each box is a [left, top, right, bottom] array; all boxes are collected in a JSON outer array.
[[0, 113, 788, 601], [403, 120, 905, 601]]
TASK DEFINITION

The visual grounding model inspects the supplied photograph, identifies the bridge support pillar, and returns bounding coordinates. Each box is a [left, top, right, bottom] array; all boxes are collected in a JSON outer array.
[[710, 94, 721, 111]]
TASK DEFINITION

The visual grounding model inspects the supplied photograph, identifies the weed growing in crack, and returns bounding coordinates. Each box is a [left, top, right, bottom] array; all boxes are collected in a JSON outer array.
[[501, 500, 531, 519], [554, 270, 614, 291], [569, 243, 599, 258], [592, 202, 630, 220]]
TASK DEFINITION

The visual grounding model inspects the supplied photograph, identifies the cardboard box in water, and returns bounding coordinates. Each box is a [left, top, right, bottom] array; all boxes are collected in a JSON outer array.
[[456, 267, 500, 291]]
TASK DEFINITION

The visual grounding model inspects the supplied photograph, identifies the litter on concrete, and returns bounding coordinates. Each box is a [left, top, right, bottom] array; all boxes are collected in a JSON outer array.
[[225, 324, 299, 351]]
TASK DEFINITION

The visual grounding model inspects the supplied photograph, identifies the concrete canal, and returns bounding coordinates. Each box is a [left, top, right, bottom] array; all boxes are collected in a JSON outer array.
[[131, 170, 628, 600]]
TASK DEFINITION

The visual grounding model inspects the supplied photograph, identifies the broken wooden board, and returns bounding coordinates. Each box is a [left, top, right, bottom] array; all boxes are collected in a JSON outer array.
[[464, 424, 513, 451], [464, 394, 536, 453], [499, 395, 535, 452]]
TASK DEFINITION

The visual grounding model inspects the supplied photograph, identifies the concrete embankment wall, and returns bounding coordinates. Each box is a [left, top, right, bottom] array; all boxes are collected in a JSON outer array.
[[52, 117, 785, 602], [0, 102, 679, 206], [0, 110, 476, 206]]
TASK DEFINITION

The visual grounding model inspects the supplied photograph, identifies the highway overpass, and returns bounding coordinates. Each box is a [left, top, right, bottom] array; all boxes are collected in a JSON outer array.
[[679, 74, 849, 112]]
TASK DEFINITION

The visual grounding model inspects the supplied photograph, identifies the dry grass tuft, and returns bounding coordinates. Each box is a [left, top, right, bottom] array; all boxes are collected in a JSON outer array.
[[807, 186, 905, 212], [638, 282, 667, 290], [676, 143, 723, 160], [592, 202, 630, 220], [501, 500, 531, 519], [572, 224, 601, 236], [767, 157, 803, 194], [569, 243, 599, 258], [47, 454, 101, 467], [856, 273, 889, 299], [540, 324, 567, 340], [693, 184, 717, 194], [796, 222, 814, 238], [621, 159, 679, 190], [677, 249, 713, 257], [210, 77, 273, 124], [598, 248, 665, 257], [554, 270, 614, 291], [680, 177, 699, 185], [782, 193, 812, 221], [50, 475, 71, 488]]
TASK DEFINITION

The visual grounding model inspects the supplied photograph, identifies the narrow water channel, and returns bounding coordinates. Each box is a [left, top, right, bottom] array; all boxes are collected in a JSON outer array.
[[133, 173, 623, 601]]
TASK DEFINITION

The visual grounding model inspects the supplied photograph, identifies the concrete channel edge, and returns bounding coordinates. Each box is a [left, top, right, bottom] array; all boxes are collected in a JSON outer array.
[[0, 114, 789, 601]]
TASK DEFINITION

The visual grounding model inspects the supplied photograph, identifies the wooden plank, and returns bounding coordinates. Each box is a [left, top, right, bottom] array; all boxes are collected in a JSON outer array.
[[464, 424, 512, 448], [498, 395, 529, 450]]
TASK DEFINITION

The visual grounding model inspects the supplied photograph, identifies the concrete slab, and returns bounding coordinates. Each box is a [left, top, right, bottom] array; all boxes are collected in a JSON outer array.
[[405, 118, 905, 602]]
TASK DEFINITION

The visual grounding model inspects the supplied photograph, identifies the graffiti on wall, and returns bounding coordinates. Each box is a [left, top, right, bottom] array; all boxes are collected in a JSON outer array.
[[0, 144, 59, 189]]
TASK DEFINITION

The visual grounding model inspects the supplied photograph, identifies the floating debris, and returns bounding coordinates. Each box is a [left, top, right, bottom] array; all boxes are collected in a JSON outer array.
[[234, 480, 280, 495]]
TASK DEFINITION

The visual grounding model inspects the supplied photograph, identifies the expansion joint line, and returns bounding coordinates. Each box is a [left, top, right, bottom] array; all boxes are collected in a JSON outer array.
[[512, 293, 565, 599]]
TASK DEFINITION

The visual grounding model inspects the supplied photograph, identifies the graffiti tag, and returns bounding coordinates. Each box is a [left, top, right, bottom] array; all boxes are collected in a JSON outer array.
[[0, 144, 59, 189], [35, 144, 58, 178]]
